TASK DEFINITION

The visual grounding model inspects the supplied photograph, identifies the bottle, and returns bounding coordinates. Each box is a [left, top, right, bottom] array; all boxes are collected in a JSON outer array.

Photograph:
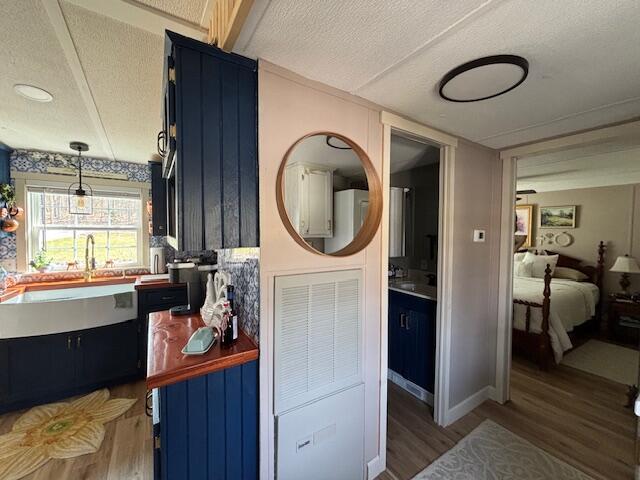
[[221, 302, 234, 347], [227, 286, 239, 342]]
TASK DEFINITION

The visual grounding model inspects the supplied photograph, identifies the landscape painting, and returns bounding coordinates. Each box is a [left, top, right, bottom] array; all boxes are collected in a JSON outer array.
[[540, 205, 576, 228]]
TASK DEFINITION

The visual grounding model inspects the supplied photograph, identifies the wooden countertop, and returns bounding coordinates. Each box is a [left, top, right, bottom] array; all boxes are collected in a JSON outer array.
[[134, 277, 185, 290], [146, 310, 259, 389]]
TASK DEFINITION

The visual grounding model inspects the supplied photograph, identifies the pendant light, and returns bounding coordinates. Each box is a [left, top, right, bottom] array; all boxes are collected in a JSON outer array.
[[68, 141, 92, 215]]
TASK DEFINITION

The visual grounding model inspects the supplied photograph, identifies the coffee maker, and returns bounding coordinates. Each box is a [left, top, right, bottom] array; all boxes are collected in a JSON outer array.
[[167, 262, 202, 315]]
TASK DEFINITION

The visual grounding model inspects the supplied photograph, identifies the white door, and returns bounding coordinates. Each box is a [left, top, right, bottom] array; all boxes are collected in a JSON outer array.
[[304, 169, 333, 237]]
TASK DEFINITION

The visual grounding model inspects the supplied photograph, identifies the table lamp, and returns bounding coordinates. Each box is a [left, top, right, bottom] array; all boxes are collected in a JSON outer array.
[[610, 254, 640, 295]]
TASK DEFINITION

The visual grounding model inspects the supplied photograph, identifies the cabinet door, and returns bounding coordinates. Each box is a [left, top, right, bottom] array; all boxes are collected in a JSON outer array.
[[404, 301, 437, 392], [304, 169, 333, 237], [388, 293, 406, 376], [0, 333, 76, 406], [150, 161, 167, 236], [76, 321, 139, 387]]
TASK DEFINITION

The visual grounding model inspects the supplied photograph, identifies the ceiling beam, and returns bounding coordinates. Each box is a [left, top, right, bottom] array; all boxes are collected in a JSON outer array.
[[65, 0, 208, 41], [41, 0, 116, 160], [207, 0, 254, 50]]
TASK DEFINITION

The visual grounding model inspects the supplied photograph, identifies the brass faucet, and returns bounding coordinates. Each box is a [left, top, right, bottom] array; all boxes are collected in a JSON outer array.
[[84, 234, 96, 281]]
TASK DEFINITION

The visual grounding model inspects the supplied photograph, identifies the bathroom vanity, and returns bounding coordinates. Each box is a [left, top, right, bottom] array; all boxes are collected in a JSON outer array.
[[147, 310, 258, 480]]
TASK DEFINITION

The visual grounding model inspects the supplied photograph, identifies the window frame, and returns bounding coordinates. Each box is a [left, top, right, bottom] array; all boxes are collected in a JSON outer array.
[[24, 180, 145, 271]]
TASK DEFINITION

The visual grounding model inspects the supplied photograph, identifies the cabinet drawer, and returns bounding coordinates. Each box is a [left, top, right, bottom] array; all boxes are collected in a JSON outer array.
[[144, 289, 187, 309]]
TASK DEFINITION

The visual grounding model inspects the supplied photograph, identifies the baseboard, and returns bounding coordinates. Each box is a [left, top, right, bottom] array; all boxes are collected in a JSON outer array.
[[445, 385, 496, 425], [388, 369, 434, 406], [367, 455, 385, 480]]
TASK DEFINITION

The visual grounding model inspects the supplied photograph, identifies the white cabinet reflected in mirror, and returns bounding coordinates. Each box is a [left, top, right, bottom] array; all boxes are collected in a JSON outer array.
[[277, 133, 382, 256]]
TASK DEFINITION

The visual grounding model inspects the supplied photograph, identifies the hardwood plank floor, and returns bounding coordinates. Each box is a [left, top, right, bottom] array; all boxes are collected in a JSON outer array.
[[0, 381, 151, 480], [380, 357, 636, 480]]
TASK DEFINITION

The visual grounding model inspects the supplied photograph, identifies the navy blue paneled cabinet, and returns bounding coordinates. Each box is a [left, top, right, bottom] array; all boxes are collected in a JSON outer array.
[[163, 31, 259, 251], [155, 361, 258, 480], [388, 290, 436, 393]]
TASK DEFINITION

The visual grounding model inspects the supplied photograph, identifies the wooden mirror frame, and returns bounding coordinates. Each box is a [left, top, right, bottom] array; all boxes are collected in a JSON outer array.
[[276, 132, 383, 257]]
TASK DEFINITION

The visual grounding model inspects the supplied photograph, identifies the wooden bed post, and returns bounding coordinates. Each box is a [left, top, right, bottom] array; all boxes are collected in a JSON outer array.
[[595, 240, 606, 330], [539, 264, 552, 370]]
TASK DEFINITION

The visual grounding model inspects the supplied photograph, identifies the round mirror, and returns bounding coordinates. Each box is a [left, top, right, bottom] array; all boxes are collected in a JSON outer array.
[[276, 133, 382, 256]]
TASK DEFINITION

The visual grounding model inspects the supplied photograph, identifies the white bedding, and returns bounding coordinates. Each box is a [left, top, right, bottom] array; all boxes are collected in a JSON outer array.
[[513, 277, 599, 363]]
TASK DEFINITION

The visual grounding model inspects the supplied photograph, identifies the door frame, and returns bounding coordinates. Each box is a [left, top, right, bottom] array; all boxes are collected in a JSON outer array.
[[374, 111, 457, 478], [495, 119, 640, 403]]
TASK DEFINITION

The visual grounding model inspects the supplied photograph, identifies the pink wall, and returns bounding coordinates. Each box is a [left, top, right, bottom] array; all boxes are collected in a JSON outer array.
[[258, 61, 383, 476]]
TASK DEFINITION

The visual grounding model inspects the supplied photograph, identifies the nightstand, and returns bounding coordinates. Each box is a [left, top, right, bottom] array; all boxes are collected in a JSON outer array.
[[608, 295, 640, 345]]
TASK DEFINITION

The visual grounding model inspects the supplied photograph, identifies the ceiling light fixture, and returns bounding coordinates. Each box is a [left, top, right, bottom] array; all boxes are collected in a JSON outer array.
[[326, 135, 352, 150], [13, 84, 53, 103], [438, 55, 529, 102], [68, 141, 93, 215]]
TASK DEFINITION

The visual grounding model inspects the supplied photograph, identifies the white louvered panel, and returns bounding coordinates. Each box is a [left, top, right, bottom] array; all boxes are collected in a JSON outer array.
[[334, 279, 360, 380], [274, 270, 363, 414], [308, 282, 335, 391]]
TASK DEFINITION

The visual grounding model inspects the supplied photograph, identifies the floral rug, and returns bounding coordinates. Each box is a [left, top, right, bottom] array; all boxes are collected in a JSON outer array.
[[0, 389, 136, 480], [413, 420, 593, 480]]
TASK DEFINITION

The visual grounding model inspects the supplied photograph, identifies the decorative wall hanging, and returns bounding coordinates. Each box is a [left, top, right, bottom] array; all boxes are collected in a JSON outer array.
[[553, 231, 574, 247], [514, 204, 533, 248], [539, 205, 576, 228], [0, 183, 23, 235]]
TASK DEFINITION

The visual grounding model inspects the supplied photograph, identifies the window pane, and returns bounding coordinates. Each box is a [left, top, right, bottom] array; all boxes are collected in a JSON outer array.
[[110, 197, 140, 227], [109, 247, 138, 264], [43, 193, 74, 226], [44, 230, 76, 266]]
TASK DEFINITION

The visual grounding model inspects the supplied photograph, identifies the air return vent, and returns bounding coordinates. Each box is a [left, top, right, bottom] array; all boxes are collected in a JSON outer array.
[[274, 269, 363, 414]]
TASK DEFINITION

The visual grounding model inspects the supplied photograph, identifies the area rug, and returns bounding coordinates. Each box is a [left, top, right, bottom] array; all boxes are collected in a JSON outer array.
[[562, 339, 638, 385], [412, 420, 593, 480], [0, 389, 136, 480]]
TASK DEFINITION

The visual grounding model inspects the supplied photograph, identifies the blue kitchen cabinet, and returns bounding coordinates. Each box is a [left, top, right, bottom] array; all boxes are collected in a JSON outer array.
[[388, 290, 436, 393], [0, 320, 140, 414], [162, 31, 258, 251], [154, 360, 258, 480]]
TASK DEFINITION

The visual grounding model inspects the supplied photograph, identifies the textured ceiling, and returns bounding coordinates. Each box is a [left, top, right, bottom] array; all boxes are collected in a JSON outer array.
[[60, 2, 164, 163], [0, 0, 104, 157], [0, 0, 212, 164], [239, 0, 640, 149], [517, 134, 640, 192], [390, 135, 439, 174], [132, 0, 209, 25]]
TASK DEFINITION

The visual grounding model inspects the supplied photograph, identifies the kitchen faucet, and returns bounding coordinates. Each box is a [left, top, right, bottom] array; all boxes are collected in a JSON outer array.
[[84, 234, 96, 281]]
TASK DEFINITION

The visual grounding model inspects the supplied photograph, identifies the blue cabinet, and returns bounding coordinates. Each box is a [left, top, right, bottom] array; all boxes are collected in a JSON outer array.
[[0, 320, 139, 413], [162, 31, 258, 251], [155, 360, 258, 480], [388, 290, 436, 393], [149, 160, 167, 236]]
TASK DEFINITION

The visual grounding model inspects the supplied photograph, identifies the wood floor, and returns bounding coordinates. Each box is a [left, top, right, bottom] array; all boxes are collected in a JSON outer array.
[[0, 357, 635, 479], [378, 357, 636, 480], [0, 381, 151, 480]]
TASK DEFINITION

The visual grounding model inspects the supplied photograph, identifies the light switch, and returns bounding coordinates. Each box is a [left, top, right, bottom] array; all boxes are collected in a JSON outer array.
[[473, 229, 486, 243]]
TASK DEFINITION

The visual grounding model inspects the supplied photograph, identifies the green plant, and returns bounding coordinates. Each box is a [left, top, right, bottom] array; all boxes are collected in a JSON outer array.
[[30, 250, 53, 270], [0, 183, 15, 207]]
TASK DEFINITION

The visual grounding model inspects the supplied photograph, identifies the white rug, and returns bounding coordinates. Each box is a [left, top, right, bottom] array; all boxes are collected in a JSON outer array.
[[412, 420, 593, 480], [562, 339, 638, 385]]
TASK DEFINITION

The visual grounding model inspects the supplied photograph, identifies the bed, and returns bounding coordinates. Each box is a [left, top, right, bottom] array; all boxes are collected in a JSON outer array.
[[512, 241, 605, 369]]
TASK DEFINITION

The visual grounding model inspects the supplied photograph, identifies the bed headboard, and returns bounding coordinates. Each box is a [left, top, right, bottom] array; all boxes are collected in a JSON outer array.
[[544, 240, 606, 289], [517, 241, 606, 288]]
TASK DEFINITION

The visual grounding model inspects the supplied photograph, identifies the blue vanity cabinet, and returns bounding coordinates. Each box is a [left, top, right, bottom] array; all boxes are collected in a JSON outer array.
[[154, 360, 258, 480], [163, 31, 259, 252], [0, 320, 140, 414], [388, 290, 436, 393]]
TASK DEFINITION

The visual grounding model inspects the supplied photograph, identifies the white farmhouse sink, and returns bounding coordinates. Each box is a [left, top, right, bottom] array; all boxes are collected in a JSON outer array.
[[0, 283, 137, 339]]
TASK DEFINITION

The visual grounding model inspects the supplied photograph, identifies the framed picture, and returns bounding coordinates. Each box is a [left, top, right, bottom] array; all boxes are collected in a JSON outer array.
[[539, 205, 576, 229], [514, 204, 533, 248]]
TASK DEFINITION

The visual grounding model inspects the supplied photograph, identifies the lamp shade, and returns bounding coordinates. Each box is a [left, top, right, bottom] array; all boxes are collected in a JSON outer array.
[[610, 255, 640, 274]]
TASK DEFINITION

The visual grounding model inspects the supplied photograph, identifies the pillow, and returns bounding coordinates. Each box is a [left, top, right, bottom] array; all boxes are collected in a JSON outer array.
[[514, 252, 527, 262], [523, 251, 559, 278], [553, 266, 589, 282], [514, 260, 533, 278]]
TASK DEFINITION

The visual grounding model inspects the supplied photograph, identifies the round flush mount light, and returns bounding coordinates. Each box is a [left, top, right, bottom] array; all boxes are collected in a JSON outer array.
[[438, 55, 529, 102], [13, 84, 53, 102]]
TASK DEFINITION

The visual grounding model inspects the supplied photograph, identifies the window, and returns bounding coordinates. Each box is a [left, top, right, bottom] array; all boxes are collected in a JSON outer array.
[[27, 186, 142, 270]]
